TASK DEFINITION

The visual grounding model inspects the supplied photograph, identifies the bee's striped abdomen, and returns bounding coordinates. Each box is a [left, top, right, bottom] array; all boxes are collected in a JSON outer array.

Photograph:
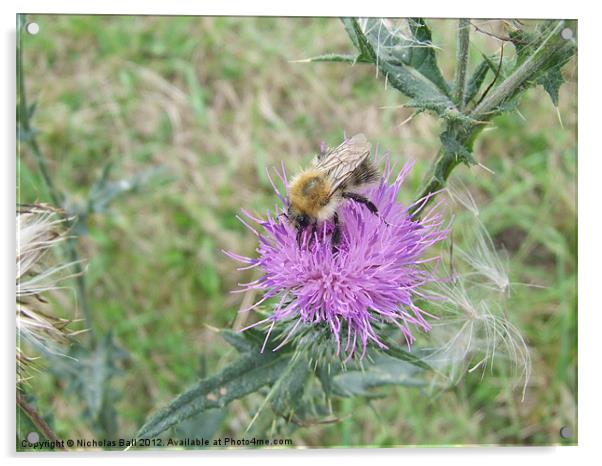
[[346, 159, 379, 189]]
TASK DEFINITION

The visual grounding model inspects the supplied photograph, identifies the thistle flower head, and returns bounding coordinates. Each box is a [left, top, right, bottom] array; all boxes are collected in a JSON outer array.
[[17, 204, 77, 381], [227, 156, 448, 360]]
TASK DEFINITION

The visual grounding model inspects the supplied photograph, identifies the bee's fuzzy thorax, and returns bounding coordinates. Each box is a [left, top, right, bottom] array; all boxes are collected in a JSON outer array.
[[288, 169, 333, 219]]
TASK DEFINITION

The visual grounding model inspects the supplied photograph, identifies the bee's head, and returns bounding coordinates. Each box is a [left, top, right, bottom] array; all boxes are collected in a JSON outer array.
[[286, 204, 310, 231]]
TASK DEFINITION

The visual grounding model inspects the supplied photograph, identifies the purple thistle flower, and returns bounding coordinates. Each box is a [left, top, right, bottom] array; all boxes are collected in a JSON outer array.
[[226, 156, 448, 360]]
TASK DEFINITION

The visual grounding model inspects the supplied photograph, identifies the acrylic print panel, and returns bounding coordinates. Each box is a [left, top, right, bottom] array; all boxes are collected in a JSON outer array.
[[16, 14, 577, 451]]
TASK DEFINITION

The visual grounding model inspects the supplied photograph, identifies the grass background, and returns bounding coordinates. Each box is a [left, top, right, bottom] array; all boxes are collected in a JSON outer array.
[[18, 15, 577, 447]]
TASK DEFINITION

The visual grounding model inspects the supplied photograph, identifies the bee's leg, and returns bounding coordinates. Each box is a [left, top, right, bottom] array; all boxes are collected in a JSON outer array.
[[342, 192, 378, 216], [309, 221, 318, 246], [296, 225, 305, 247], [331, 212, 341, 253]]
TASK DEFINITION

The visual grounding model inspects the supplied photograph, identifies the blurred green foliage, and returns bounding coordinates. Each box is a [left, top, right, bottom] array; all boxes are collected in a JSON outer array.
[[18, 15, 576, 447]]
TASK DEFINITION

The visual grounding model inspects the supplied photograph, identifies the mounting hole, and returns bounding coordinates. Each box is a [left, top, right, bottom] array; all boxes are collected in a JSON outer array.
[[560, 425, 572, 439], [27, 431, 40, 443], [25, 22, 40, 35], [561, 28, 573, 40]]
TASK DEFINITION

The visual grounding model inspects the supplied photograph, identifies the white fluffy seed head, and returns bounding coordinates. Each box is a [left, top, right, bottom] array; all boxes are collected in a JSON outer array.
[[446, 178, 480, 218], [455, 220, 511, 295], [424, 207, 531, 400], [16, 204, 79, 381], [425, 180, 535, 400], [425, 276, 532, 400]]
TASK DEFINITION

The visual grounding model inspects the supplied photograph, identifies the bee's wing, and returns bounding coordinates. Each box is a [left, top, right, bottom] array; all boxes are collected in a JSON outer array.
[[313, 134, 371, 195]]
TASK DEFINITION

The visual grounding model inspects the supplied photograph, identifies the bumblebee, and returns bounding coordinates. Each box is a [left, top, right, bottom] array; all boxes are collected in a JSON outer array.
[[286, 133, 380, 249]]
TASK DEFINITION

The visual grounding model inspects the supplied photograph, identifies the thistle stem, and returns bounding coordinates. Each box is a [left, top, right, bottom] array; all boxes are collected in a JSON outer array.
[[414, 19, 572, 214], [17, 30, 62, 208], [17, 391, 67, 450], [411, 145, 462, 217], [452, 19, 470, 110], [470, 20, 566, 120]]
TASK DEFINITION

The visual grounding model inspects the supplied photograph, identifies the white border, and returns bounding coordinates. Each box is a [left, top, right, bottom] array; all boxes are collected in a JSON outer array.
[[2, 1, 597, 465], [4, 0, 583, 18]]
